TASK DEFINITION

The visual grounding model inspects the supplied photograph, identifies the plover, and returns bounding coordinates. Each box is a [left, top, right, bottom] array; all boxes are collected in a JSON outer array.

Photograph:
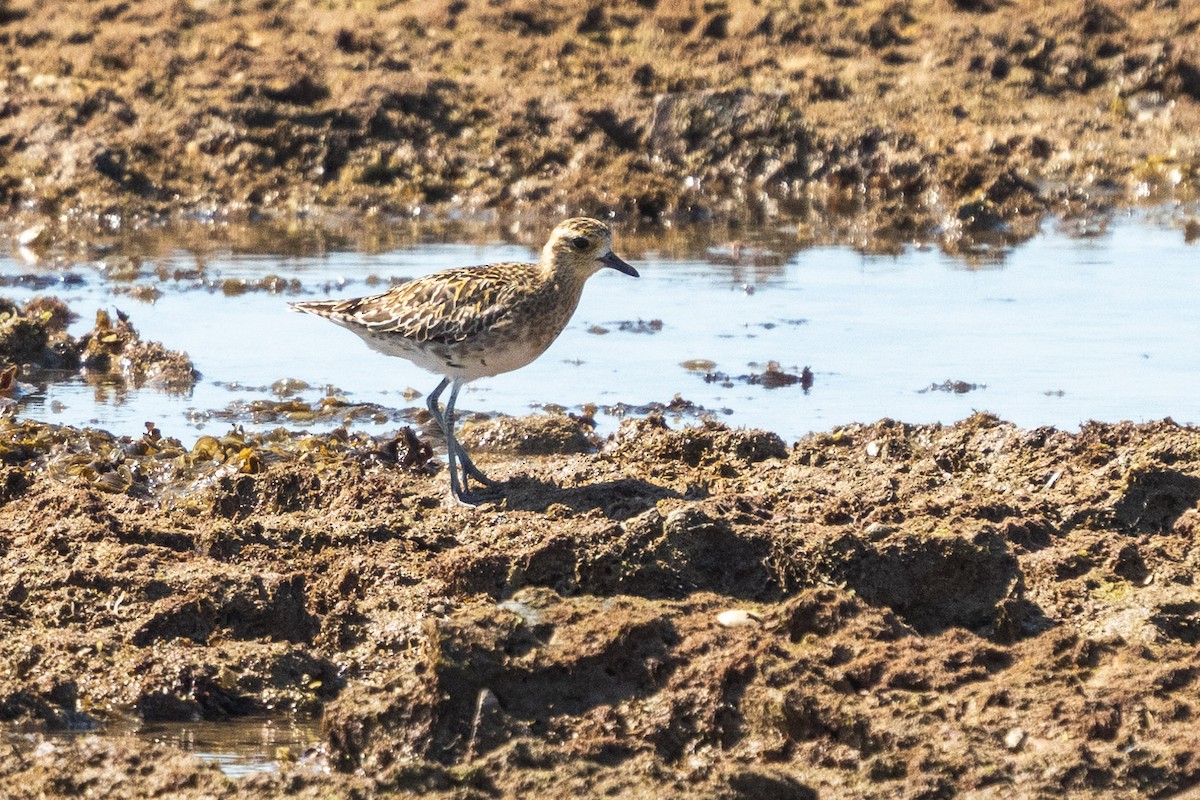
[[290, 217, 639, 504]]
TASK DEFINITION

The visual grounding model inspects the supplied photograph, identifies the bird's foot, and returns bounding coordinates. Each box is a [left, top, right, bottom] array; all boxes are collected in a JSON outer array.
[[450, 481, 505, 507]]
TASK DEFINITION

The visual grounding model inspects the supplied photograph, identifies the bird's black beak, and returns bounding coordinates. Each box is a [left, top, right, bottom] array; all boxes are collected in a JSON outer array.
[[600, 251, 639, 277]]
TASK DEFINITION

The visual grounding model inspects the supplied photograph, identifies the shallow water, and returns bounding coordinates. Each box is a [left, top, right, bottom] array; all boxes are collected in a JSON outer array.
[[3, 209, 1197, 443], [6, 715, 322, 778]]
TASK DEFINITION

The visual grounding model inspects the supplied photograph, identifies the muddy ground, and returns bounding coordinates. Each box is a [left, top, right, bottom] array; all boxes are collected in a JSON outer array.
[[1, 0, 1199, 252], [0, 411, 1197, 799]]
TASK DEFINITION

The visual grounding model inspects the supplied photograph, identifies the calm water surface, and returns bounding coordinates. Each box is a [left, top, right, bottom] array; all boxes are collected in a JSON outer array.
[[2, 209, 1197, 442], [6, 715, 322, 778]]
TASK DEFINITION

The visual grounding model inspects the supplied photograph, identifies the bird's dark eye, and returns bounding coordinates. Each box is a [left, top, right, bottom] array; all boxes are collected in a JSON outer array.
[[570, 236, 589, 250]]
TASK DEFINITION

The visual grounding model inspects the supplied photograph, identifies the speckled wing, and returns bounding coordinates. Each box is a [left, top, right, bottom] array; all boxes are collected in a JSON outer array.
[[293, 263, 538, 345]]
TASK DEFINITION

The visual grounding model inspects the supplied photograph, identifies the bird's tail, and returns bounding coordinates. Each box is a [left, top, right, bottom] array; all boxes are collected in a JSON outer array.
[[289, 298, 361, 321]]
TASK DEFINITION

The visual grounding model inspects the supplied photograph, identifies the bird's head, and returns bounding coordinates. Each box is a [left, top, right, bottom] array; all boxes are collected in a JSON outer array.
[[542, 217, 639, 280]]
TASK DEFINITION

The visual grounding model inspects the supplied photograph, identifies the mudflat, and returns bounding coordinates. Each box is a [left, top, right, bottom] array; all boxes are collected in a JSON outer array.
[[2, 0, 1197, 248], [0, 413, 1199, 797]]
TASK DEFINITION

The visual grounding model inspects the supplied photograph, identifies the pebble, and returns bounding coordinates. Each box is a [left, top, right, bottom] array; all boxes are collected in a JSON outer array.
[[717, 609, 763, 627], [864, 522, 897, 540], [1004, 727, 1027, 751]]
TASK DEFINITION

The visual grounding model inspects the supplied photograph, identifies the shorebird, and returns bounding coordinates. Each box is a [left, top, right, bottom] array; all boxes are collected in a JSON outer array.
[[290, 218, 639, 504]]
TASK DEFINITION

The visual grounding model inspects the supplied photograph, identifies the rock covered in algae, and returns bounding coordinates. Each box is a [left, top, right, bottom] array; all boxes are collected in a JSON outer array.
[[0, 296, 197, 393], [0, 297, 80, 370], [459, 412, 601, 455], [80, 309, 199, 390]]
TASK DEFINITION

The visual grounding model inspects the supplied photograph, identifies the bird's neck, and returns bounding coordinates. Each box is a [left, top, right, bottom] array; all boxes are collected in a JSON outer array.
[[536, 261, 589, 325], [539, 258, 589, 294]]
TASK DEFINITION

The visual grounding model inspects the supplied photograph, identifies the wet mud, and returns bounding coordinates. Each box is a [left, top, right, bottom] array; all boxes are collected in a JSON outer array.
[[0, 411, 1198, 798], [1, 0, 1198, 252]]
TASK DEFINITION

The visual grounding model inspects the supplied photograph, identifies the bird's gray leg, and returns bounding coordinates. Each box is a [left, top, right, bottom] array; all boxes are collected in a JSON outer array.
[[432, 378, 468, 501], [445, 418, 467, 503], [426, 377, 451, 434], [426, 377, 498, 503], [444, 379, 499, 494], [427, 377, 467, 501]]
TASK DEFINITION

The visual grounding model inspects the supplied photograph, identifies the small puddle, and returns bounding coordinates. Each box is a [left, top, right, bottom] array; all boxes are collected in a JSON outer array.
[[5, 715, 322, 778]]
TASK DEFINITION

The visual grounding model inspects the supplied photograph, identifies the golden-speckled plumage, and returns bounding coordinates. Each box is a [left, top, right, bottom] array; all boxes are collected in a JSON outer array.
[[289, 217, 639, 504], [291, 217, 633, 381]]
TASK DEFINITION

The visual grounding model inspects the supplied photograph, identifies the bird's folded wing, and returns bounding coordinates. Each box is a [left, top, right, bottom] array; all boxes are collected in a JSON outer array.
[[350, 264, 533, 344]]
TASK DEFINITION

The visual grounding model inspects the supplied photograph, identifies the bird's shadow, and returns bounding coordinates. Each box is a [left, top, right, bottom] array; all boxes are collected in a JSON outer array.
[[488, 475, 684, 519]]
